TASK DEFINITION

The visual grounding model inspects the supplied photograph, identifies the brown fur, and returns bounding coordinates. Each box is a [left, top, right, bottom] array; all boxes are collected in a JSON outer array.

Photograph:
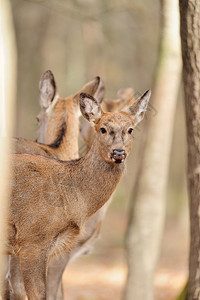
[[7, 90, 150, 300], [13, 74, 102, 161], [6, 72, 103, 300], [14, 98, 78, 161]]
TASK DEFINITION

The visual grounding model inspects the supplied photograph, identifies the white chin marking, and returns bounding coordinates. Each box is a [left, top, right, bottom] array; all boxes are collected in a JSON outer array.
[[112, 158, 115, 162]]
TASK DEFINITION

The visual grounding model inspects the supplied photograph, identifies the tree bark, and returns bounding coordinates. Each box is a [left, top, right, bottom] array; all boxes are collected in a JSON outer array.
[[179, 1, 200, 299], [124, 0, 182, 299], [0, 0, 17, 294]]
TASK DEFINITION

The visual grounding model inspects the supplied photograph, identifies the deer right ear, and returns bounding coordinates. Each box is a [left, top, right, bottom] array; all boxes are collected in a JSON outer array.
[[79, 93, 102, 124], [39, 70, 57, 109], [74, 76, 105, 105], [124, 89, 151, 126]]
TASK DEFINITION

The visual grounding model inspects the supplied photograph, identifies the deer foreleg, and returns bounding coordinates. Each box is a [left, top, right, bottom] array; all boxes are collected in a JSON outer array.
[[46, 253, 70, 300], [19, 247, 48, 300]]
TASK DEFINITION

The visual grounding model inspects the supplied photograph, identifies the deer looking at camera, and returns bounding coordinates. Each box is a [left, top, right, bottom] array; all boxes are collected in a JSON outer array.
[[42, 86, 136, 300], [81, 86, 135, 151], [46, 86, 136, 300], [8, 89, 151, 300], [8, 72, 135, 300]]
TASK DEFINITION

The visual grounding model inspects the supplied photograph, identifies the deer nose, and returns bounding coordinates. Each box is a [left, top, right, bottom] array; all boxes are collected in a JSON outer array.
[[112, 149, 126, 160]]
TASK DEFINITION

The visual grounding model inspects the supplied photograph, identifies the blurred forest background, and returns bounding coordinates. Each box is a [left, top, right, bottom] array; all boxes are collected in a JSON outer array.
[[10, 0, 188, 299]]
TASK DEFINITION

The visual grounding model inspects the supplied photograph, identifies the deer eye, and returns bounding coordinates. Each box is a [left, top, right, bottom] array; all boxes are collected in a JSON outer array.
[[100, 127, 107, 134], [128, 128, 133, 134]]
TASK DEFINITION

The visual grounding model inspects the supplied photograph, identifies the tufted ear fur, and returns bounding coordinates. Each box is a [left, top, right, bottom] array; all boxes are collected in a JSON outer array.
[[39, 70, 57, 109], [123, 89, 151, 126], [79, 93, 102, 124], [94, 77, 105, 104], [74, 76, 104, 106]]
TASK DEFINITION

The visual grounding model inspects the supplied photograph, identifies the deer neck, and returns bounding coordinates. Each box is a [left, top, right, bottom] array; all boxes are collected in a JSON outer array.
[[49, 98, 79, 160], [75, 139, 125, 219]]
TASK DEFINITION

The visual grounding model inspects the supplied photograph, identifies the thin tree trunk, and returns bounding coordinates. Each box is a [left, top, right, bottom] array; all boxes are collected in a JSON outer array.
[[0, 0, 17, 294], [124, 0, 182, 299], [179, 1, 200, 299]]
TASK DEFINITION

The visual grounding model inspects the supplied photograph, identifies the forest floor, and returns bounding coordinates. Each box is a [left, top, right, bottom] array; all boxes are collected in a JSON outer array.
[[62, 210, 189, 300]]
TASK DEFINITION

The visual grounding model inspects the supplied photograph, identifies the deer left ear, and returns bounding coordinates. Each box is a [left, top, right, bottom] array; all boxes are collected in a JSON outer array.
[[39, 70, 57, 109], [79, 93, 102, 124], [94, 78, 105, 104], [124, 89, 151, 126]]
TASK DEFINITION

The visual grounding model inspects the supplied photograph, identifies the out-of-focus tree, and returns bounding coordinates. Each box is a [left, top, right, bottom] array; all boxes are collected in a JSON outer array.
[[179, 0, 200, 299], [11, 0, 51, 138], [0, 0, 17, 294], [124, 0, 182, 299]]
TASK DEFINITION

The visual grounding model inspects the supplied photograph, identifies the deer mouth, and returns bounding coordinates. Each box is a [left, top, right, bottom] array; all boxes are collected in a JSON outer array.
[[111, 157, 124, 164], [110, 149, 126, 164]]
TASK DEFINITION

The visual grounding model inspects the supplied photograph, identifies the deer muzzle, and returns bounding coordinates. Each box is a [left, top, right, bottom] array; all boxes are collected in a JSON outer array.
[[111, 149, 126, 164]]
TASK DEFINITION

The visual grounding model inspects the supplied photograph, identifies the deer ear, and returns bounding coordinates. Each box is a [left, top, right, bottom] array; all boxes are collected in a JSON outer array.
[[74, 76, 104, 105], [94, 78, 105, 104], [124, 89, 151, 126], [39, 70, 57, 109], [117, 87, 134, 101], [79, 93, 102, 124]]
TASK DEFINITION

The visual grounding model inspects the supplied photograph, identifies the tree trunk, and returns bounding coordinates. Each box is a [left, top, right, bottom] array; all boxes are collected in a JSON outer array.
[[0, 0, 17, 294], [179, 1, 200, 299], [124, 0, 182, 299]]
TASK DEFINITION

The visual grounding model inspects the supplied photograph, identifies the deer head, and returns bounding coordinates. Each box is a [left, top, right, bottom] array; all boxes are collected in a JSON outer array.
[[80, 86, 135, 152], [101, 87, 135, 112], [37, 70, 103, 145], [80, 89, 151, 164]]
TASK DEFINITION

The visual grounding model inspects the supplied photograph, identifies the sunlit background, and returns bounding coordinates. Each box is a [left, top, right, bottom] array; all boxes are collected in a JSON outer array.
[[11, 0, 188, 299]]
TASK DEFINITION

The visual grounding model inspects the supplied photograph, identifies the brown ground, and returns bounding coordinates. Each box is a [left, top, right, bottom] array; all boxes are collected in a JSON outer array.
[[62, 209, 189, 300]]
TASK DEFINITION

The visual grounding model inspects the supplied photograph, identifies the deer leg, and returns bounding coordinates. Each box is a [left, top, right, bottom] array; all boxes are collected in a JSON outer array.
[[8, 255, 26, 300], [2, 256, 12, 300], [46, 253, 70, 300], [18, 247, 48, 300], [55, 281, 63, 300], [3, 276, 10, 300], [46, 221, 80, 300]]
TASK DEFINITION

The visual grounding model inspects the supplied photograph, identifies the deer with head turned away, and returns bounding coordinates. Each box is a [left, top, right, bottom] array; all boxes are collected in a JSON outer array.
[[14, 70, 104, 161], [7, 88, 151, 300]]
